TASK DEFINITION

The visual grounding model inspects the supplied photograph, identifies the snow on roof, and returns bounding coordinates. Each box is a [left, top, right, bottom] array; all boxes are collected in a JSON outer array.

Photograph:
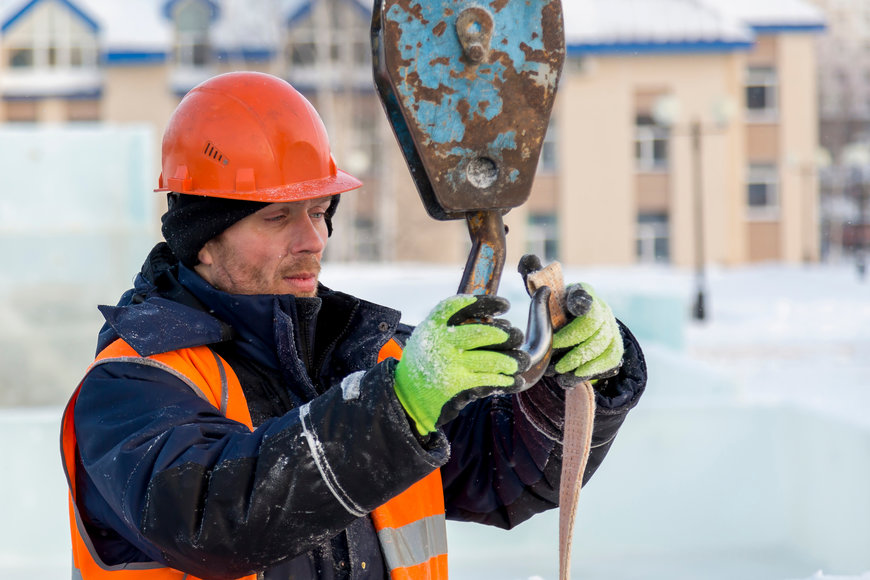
[[0, 0, 298, 56], [0, 0, 18, 24], [0, 0, 169, 53], [564, 0, 754, 53], [87, 0, 370, 55], [564, 0, 824, 54], [0, 0, 824, 59], [78, 0, 171, 53], [702, 0, 826, 30], [210, 0, 285, 54]]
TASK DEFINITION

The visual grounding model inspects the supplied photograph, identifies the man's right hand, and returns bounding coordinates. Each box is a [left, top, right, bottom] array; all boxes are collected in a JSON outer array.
[[393, 294, 530, 436]]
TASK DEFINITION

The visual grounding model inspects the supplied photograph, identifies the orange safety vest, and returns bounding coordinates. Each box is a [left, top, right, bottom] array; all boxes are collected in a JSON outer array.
[[61, 338, 447, 580]]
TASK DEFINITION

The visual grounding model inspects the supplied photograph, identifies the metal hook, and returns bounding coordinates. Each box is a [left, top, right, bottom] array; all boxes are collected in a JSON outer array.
[[518, 285, 554, 387]]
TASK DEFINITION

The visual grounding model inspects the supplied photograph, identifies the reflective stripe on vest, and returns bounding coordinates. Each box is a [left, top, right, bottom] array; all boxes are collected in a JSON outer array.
[[371, 473, 448, 580], [372, 339, 448, 580], [62, 337, 447, 580]]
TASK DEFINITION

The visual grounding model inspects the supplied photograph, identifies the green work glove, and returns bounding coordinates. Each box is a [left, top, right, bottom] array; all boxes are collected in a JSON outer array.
[[551, 282, 624, 385], [394, 294, 530, 436], [518, 254, 624, 388]]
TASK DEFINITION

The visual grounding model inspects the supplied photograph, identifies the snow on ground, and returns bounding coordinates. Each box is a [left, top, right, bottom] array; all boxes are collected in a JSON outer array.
[[3, 260, 869, 579], [682, 264, 870, 429], [324, 260, 870, 580]]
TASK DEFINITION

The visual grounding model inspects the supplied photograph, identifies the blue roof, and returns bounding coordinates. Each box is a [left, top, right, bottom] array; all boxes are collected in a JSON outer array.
[[286, 0, 369, 28], [104, 51, 168, 65], [708, 0, 826, 32], [564, 0, 823, 56], [568, 39, 754, 56], [751, 23, 826, 34], [1, 0, 99, 33]]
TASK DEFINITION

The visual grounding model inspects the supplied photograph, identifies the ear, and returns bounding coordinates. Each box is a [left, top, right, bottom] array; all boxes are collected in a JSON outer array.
[[196, 240, 214, 269], [193, 241, 221, 288], [197, 241, 215, 267]]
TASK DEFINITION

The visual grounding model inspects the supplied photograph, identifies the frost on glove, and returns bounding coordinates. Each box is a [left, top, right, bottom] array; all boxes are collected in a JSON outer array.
[[394, 294, 530, 436], [518, 254, 624, 390], [551, 283, 624, 386]]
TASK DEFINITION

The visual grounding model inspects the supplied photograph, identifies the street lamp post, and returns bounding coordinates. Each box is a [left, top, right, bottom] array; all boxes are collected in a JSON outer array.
[[856, 176, 867, 280], [652, 96, 732, 321], [842, 142, 870, 281], [690, 119, 707, 320]]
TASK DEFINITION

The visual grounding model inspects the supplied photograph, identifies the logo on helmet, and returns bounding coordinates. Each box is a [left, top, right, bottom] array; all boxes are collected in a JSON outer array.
[[203, 142, 230, 166]]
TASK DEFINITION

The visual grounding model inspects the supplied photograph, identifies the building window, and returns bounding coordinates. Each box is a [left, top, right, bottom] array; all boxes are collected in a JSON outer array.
[[635, 115, 669, 172], [538, 115, 558, 173], [4, 100, 38, 122], [288, 41, 316, 66], [8, 48, 34, 68], [526, 213, 559, 262], [171, 0, 213, 69], [636, 213, 670, 263], [746, 67, 778, 121], [284, 0, 370, 88], [747, 163, 780, 219], [346, 99, 383, 176], [70, 45, 84, 66], [354, 216, 379, 261], [67, 99, 100, 122], [351, 39, 368, 67]]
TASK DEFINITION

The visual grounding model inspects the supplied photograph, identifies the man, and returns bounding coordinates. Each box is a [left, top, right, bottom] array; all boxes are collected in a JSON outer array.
[[61, 72, 646, 580]]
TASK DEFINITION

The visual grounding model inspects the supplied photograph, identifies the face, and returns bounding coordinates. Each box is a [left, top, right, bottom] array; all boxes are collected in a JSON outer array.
[[195, 197, 331, 296]]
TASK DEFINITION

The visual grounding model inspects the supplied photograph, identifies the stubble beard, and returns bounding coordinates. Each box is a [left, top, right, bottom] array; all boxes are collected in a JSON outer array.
[[210, 250, 322, 297]]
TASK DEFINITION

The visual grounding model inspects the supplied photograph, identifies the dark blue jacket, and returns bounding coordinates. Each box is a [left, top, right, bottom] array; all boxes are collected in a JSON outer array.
[[71, 244, 646, 580]]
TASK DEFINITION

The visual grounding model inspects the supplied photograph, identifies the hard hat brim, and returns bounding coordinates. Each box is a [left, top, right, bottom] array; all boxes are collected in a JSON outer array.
[[155, 169, 363, 202]]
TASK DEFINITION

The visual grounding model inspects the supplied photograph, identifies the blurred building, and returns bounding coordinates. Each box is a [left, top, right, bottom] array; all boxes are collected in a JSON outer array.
[[804, 0, 870, 263], [0, 0, 825, 267], [549, 0, 826, 267], [810, 0, 870, 157]]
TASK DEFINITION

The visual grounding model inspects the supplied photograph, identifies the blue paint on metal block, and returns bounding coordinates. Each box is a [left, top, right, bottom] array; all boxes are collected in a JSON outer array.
[[470, 244, 497, 295], [491, 131, 516, 151], [446, 130, 515, 159], [375, 0, 564, 216], [385, 0, 556, 149]]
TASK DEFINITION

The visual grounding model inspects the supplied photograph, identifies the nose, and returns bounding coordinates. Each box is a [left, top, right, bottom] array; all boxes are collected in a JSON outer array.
[[289, 212, 327, 255]]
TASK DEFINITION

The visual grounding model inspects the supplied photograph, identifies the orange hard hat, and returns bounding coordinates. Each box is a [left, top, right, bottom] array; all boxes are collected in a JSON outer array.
[[155, 71, 362, 202]]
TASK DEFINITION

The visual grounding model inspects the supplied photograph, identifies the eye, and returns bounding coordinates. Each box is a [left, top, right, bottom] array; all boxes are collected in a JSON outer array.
[[309, 206, 329, 219], [261, 209, 291, 224]]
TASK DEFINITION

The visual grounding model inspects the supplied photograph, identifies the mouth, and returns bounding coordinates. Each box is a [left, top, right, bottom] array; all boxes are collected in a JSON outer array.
[[282, 272, 319, 294], [280, 255, 322, 296]]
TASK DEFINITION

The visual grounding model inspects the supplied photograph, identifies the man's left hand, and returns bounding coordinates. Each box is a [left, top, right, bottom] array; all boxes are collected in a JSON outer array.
[[518, 255, 624, 387], [552, 282, 624, 383]]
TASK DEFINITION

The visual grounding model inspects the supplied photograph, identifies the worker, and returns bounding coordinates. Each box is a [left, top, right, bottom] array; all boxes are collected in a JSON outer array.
[[61, 71, 646, 580]]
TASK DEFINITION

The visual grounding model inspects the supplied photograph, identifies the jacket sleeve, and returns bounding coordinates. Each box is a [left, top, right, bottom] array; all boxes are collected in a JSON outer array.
[[439, 321, 646, 529], [73, 358, 448, 580]]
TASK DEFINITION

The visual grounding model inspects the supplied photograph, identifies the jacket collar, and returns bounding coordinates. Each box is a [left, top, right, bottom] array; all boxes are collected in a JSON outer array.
[[178, 264, 322, 371]]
